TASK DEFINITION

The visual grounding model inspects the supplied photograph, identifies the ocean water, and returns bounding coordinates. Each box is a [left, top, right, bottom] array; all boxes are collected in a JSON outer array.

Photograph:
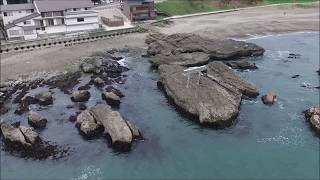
[[1, 32, 319, 180]]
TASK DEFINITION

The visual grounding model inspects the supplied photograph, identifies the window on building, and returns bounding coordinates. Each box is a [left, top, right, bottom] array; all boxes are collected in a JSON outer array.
[[77, 18, 84, 22], [31, 9, 34, 13], [56, 18, 65, 25], [4, 11, 13, 16], [9, 30, 20, 36], [53, 11, 63, 16], [41, 27, 46, 31], [47, 19, 54, 26], [24, 30, 34, 35], [24, 20, 31, 25]]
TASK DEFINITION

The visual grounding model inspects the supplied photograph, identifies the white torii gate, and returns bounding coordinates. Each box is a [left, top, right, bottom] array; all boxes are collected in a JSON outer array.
[[183, 65, 207, 88]]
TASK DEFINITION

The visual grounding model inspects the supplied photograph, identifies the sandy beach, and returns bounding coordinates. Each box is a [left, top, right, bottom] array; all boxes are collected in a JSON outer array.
[[1, 4, 319, 80]]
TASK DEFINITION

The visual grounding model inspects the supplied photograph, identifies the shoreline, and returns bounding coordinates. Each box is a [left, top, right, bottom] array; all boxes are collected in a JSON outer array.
[[1, 4, 319, 81]]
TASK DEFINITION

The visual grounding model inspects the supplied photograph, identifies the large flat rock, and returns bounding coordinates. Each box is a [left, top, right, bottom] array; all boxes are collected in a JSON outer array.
[[90, 104, 133, 150], [147, 33, 265, 67], [158, 62, 259, 127]]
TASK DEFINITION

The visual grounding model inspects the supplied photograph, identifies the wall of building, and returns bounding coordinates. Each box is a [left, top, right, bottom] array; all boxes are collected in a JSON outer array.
[[2, 9, 33, 24]]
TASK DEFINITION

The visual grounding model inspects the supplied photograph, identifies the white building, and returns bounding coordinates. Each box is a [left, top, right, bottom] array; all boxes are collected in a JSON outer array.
[[0, 0, 99, 40]]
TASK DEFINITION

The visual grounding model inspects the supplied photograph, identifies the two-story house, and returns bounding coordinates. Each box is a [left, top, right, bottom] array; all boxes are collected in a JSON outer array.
[[0, 0, 99, 40]]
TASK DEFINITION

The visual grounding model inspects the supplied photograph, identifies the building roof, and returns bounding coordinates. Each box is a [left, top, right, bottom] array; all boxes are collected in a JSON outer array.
[[34, 0, 94, 12], [0, 3, 35, 11]]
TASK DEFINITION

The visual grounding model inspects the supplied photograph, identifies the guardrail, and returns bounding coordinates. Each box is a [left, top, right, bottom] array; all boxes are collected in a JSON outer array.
[[0, 27, 139, 54]]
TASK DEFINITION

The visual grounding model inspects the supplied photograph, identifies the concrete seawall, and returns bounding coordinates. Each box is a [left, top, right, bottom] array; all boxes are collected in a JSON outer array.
[[0, 27, 139, 55]]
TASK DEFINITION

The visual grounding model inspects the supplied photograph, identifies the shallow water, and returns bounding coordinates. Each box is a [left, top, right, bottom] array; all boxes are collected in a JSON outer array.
[[1, 32, 319, 180]]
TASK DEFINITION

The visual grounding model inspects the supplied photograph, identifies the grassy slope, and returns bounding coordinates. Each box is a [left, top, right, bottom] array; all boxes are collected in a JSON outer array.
[[156, 0, 319, 16], [156, 0, 216, 16]]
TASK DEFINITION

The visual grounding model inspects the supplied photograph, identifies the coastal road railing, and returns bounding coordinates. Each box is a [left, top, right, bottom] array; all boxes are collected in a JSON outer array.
[[0, 27, 139, 55]]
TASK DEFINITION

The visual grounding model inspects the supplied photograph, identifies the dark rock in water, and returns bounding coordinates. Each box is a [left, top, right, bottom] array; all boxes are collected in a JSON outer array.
[[35, 91, 53, 106], [261, 92, 277, 105], [158, 61, 258, 127], [146, 32, 265, 61], [71, 90, 90, 102], [78, 83, 92, 91], [111, 55, 123, 61], [93, 77, 104, 87], [317, 69, 320, 75], [150, 52, 210, 68], [304, 107, 320, 136], [90, 104, 135, 151], [45, 70, 81, 94], [78, 103, 87, 110], [0, 104, 9, 115], [102, 92, 121, 108], [226, 60, 258, 70], [75, 110, 103, 138], [69, 115, 77, 122], [105, 86, 124, 98], [27, 111, 47, 129], [291, 75, 300, 78]]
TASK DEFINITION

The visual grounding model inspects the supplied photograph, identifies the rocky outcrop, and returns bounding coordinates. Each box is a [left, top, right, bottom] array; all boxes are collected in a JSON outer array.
[[150, 52, 210, 68], [75, 110, 103, 138], [90, 104, 134, 151], [1, 122, 41, 148], [71, 90, 90, 102], [27, 111, 47, 128], [80, 57, 103, 73], [146, 33, 265, 67], [158, 61, 259, 127], [304, 107, 320, 136], [35, 91, 53, 106], [225, 60, 258, 70], [102, 92, 121, 107], [261, 92, 277, 105]]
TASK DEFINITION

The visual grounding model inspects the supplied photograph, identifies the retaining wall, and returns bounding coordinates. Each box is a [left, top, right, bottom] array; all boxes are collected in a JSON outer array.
[[0, 27, 138, 54]]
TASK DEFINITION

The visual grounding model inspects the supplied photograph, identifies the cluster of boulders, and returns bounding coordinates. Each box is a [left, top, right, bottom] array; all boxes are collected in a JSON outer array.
[[75, 104, 142, 151], [0, 121, 68, 159], [1, 122, 41, 149], [304, 107, 320, 136], [146, 32, 264, 127]]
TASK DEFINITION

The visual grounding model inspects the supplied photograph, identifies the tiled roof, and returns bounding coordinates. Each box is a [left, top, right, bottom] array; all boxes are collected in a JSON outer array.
[[34, 0, 94, 12], [0, 3, 35, 11]]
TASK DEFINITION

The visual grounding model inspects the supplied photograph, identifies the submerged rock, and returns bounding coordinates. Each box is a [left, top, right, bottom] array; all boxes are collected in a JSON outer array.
[[304, 107, 320, 136], [75, 110, 103, 138], [261, 92, 277, 105], [27, 111, 47, 129], [102, 92, 121, 107], [71, 90, 90, 102], [158, 61, 258, 127], [90, 104, 133, 151]]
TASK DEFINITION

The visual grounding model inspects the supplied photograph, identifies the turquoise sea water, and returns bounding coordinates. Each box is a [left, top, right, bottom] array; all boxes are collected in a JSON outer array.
[[1, 32, 319, 180]]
